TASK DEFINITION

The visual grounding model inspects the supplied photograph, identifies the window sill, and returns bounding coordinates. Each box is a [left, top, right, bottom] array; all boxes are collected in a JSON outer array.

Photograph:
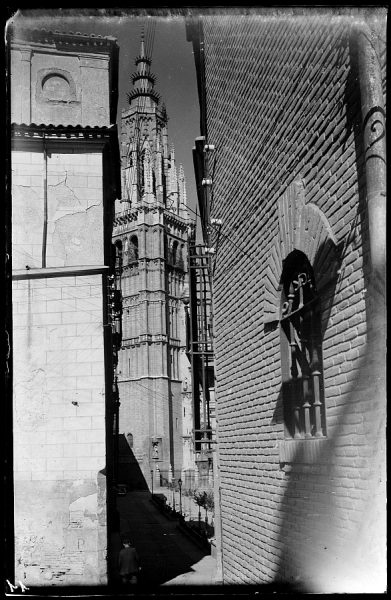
[[279, 438, 329, 464]]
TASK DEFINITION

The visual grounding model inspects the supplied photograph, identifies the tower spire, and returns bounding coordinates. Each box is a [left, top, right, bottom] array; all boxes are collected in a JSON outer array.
[[127, 31, 160, 105]]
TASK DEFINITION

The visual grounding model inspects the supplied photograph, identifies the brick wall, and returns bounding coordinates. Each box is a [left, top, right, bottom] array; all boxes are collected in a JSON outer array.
[[200, 11, 386, 591]]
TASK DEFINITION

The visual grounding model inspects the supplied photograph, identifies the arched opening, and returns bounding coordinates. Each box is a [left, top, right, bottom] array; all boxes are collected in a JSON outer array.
[[178, 244, 185, 269], [128, 235, 139, 263], [42, 73, 70, 101], [172, 240, 179, 266], [113, 240, 122, 271]]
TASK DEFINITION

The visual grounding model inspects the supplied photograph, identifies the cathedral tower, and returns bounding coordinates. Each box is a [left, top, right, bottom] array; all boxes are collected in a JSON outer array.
[[113, 35, 191, 485]]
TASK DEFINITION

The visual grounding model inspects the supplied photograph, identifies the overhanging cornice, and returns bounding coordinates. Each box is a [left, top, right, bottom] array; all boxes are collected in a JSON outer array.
[[11, 122, 117, 142]]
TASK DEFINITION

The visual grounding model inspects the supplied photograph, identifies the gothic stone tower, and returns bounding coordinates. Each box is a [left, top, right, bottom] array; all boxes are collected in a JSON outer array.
[[113, 37, 190, 485]]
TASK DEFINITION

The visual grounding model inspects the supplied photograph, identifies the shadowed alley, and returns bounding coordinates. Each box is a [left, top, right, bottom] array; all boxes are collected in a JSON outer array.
[[110, 490, 217, 588]]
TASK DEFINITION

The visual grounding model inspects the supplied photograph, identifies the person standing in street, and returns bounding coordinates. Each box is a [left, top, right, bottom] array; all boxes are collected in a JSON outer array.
[[118, 538, 141, 585]]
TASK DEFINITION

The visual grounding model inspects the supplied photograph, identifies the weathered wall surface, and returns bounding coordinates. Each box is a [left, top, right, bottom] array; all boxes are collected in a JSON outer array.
[[10, 25, 119, 588], [13, 274, 107, 585], [114, 210, 189, 482], [117, 357, 186, 480], [118, 377, 171, 475], [180, 348, 195, 472], [12, 142, 109, 586], [12, 147, 104, 270], [200, 10, 386, 592], [11, 41, 111, 126]]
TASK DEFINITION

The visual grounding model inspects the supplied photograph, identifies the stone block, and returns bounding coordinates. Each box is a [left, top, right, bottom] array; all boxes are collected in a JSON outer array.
[[77, 457, 105, 471], [63, 470, 94, 480], [14, 471, 33, 481], [62, 335, 92, 350], [90, 443, 106, 457], [63, 416, 92, 430], [12, 174, 31, 186], [63, 443, 92, 457], [61, 311, 95, 325], [46, 430, 78, 445], [75, 402, 105, 417], [77, 323, 102, 337], [91, 416, 105, 430], [87, 176, 102, 189], [31, 470, 65, 481], [46, 457, 77, 471], [87, 153, 102, 166], [46, 374, 77, 390], [75, 297, 102, 312], [15, 456, 47, 472], [47, 402, 77, 418], [16, 443, 64, 458], [63, 362, 92, 377], [32, 311, 62, 326], [76, 348, 104, 363], [76, 430, 104, 444], [46, 298, 76, 313]]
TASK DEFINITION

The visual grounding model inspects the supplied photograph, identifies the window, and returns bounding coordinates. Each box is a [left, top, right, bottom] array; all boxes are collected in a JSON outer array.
[[280, 250, 326, 439], [172, 241, 178, 266], [42, 73, 71, 101], [113, 240, 122, 271], [128, 235, 139, 263], [178, 244, 185, 269], [36, 68, 78, 105]]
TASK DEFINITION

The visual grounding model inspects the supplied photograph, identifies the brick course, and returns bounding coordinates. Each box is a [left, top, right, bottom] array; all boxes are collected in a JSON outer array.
[[195, 9, 386, 591]]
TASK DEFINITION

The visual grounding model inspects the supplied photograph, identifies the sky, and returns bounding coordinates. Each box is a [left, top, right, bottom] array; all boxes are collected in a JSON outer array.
[[8, 8, 200, 217]]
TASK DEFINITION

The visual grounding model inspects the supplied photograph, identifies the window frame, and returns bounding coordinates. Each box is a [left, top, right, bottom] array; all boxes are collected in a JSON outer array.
[[279, 250, 326, 440]]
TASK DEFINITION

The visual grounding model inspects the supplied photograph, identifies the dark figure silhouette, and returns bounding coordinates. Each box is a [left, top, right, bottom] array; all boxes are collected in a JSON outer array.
[[118, 539, 141, 585]]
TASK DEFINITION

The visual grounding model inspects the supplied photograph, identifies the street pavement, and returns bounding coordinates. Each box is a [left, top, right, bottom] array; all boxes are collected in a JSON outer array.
[[110, 490, 218, 589]]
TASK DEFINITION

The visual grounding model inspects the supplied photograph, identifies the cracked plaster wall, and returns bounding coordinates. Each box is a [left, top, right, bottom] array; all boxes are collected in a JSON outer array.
[[12, 148, 103, 270]]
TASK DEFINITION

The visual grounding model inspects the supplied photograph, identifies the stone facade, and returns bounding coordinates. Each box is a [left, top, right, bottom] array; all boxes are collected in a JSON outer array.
[[10, 25, 119, 586], [187, 8, 386, 592], [113, 38, 193, 486]]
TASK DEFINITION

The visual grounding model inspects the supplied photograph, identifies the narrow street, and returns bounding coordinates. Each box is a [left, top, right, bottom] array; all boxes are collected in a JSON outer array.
[[110, 490, 218, 588]]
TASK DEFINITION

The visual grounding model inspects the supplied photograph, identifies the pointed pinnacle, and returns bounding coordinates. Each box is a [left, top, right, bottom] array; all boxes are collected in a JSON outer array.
[[140, 26, 145, 56]]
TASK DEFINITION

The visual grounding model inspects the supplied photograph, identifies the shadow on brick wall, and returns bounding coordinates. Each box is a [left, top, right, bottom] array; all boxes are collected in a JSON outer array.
[[272, 30, 386, 593], [273, 327, 385, 592]]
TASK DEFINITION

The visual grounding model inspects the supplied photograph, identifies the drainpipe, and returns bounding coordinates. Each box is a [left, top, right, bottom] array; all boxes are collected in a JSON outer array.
[[42, 135, 48, 268], [352, 20, 386, 585], [209, 248, 224, 585], [355, 21, 386, 327]]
